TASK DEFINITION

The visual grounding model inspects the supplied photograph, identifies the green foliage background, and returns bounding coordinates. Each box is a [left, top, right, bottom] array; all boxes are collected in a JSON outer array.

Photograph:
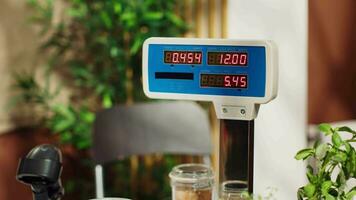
[[12, 0, 188, 199]]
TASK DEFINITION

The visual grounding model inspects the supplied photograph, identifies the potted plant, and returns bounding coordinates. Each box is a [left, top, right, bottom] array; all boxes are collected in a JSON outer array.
[[295, 123, 355, 200], [241, 123, 355, 200]]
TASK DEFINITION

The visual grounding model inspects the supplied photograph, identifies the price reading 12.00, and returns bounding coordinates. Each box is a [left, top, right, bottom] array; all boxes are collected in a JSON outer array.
[[208, 52, 248, 66], [200, 74, 248, 88]]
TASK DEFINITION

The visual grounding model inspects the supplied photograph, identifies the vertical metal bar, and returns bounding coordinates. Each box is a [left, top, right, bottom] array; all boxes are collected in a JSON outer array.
[[219, 119, 254, 197], [248, 120, 254, 194], [95, 164, 104, 198]]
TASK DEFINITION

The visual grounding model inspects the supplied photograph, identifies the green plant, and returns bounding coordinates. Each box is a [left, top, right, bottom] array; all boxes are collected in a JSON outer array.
[[12, 0, 188, 199], [12, 71, 96, 149], [295, 124, 356, 200], [14, 0, 187, 149]]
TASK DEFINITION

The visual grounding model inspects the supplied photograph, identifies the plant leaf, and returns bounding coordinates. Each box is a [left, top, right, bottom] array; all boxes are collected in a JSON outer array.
[[348, 150, 356, 178], [325, 194, 336, 200], [345, 142, 351, 153], [113, 2, 122, 14], [60, 131, 72, 143], [346, 187, 356, 200], [321, 181, 333, 195], [336, 169, 346, 189], [297, 187, 305, 200], [100, 11, 112, 29], [143, 12, 163, 20], [332, 132, 343, 148], [295, 148, 314, 160], [130, 36, 143, 54], [306, 165, 317, 184], [102, 93, 113, 108], [332, 151, 347, 163], [166, 12, 185, 27], [313, 140, 321, 149], [304, 183, 316, 198], [316, 143, 329, 160], [52, 119, 74, 133], [79, 110, 95, 123], [337, 126, 356, 134], [52, 104, 75, 119], [77, 138, 91, 150], [319, 123, 333, 135]]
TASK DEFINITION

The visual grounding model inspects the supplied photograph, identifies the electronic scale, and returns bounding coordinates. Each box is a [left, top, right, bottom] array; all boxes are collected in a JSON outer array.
[[142, 37, 278, 198]]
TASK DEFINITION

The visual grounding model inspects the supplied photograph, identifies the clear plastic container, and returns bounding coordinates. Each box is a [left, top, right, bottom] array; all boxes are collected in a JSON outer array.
[[169, 164, 215, 200]]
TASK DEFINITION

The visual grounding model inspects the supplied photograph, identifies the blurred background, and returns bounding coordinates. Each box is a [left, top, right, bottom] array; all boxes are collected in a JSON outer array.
[[0, 0, 355, 199]]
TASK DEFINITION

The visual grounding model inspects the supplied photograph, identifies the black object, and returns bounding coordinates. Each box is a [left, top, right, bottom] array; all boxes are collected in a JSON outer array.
[[16, 144, 64, 200], [155, 72, 194, 80]]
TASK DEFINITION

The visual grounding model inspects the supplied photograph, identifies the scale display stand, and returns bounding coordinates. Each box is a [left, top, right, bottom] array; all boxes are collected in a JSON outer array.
[[142, 37, 278, 198]]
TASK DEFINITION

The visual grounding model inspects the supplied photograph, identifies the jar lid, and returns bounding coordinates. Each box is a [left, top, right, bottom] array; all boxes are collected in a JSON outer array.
[[169, 163, 214, 184]]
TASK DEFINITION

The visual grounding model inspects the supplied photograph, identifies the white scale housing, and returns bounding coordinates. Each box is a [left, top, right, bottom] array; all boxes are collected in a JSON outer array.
[[142, 37, 278, 120]]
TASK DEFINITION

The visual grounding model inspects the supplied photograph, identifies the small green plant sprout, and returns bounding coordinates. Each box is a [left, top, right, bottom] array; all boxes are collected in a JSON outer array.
[[295, 123, 356, 200]]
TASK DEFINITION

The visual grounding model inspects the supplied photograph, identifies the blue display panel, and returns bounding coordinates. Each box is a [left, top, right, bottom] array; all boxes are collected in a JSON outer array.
[[148, 44, 266, 97]]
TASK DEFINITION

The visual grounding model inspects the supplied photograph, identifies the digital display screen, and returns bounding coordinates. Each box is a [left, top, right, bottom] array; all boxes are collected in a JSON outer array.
[[164, 51, 202, 64], [208, 52, 248, 66], [200, 74, 248, 88]]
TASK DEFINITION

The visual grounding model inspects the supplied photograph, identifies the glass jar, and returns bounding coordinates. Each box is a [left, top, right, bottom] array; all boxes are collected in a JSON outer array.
[[169, 164, 215, 200]]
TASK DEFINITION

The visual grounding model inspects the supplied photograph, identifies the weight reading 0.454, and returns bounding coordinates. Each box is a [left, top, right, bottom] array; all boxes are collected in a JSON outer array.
[[200, 74, 248, 88], [164, 51, 202, 64]]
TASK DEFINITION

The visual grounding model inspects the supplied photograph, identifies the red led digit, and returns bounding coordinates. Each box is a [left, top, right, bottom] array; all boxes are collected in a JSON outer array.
[[194, 53, 202, 64], [201, 74, 208, 86], [219, 54, 224, 64], [232, 76, 239, 87], [240, 76, 247, 88], [223, 53, 231, 65], [240, 54, 247, 65], [216, 75, 224, 86], [224, 76, 231, 87], [231, 54, 239, 65], [208, 75, 215, 86], [187, 53, 193, 63], [180, 52, 187, 63], [172, 52, 179, 63], [208, 53, 215, 64], [165, 52, 172, 63]]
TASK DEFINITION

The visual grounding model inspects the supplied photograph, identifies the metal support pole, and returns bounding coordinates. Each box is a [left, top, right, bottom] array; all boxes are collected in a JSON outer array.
[[219, 119, 254, 198], [95, 164, 104, 198]]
